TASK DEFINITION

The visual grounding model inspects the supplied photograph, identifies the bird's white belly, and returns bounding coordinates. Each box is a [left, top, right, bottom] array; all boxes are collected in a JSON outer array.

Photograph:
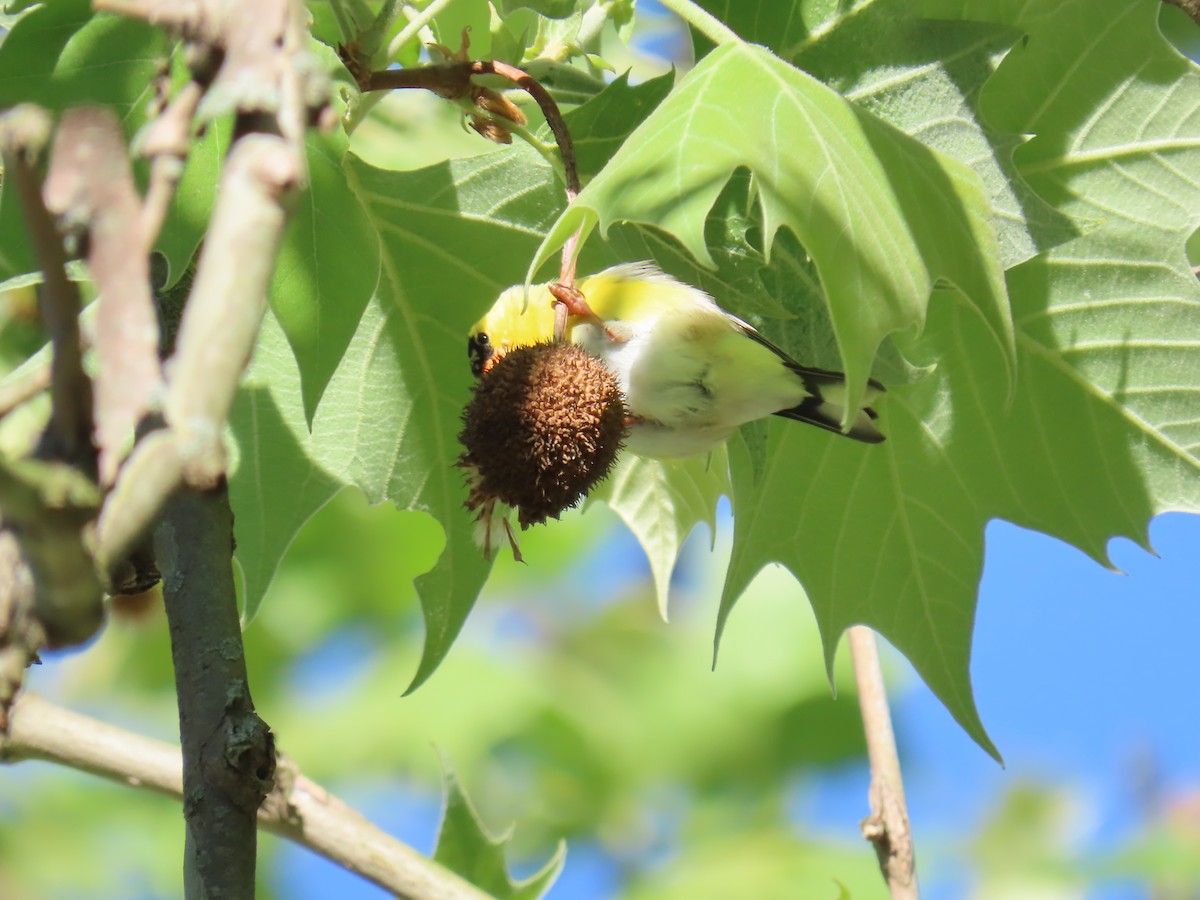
[[573, 316, 804, 459]]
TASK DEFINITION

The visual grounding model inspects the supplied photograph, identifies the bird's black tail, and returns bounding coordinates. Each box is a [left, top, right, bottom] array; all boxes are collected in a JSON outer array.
[[775, 364, 886, 444]]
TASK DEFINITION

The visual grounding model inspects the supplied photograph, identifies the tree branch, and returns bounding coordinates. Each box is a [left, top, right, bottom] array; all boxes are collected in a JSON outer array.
[[43, 106, 162, 488], [848, 625, 917, 899], [1, 692, 492, 900], [361, 57, 584, 316], [75, 1, 324, 892], [94, 132, 302, 573], [156, 481, 274, 897], [0, 105, 94, 472]]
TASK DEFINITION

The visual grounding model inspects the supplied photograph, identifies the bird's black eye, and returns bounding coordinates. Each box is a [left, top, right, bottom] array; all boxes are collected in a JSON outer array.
[[468, 333, 494, 378]]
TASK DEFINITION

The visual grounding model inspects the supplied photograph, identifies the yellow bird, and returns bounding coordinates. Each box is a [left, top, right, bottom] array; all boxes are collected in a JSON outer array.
[[468, 262, 885, 459]]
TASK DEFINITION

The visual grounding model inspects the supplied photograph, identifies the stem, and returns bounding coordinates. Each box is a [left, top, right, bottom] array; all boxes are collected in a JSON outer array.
[[390, 0, 461, 57], [848, 625, 917, 898], [0, 107, 94, 470], [44, 106, 162, 488], [326, 0, 360, 44], [0, 359, 51, 419], [485, 59, 579, 199], [140, 81, 203, 244], [95, 133, 301, 572], [362, 59, 583, 290], [164, 134, 297, 479], [655, 0, 741, 46], [156, 482, 275, 898], [1, 692, 492, 900]]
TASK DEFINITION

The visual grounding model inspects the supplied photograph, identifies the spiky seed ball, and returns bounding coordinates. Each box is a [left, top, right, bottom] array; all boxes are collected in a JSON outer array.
[[459, 341, 628, 528]]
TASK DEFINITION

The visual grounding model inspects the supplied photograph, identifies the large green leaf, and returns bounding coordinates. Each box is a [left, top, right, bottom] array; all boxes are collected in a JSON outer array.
[[785, 0, 1077, 268], [229, 69, 678, 689], [332, 146, 561, 691], [227, 310, 345, 613], [0, 0, 162, 123], [0, 0, 164, 287], [269, 128, 381, 422], [534, 40, 1014, 420], [714, 0, 1200, 756]]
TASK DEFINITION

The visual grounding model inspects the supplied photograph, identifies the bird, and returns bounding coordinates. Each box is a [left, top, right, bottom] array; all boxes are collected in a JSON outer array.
[[467, 262, 885, 459]]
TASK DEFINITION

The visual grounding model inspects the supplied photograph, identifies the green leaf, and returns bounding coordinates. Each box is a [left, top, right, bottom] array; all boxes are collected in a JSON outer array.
[[720, 0, 1200, 757], [270, 128, 381, 421], [561, 70, 672, 181], [435, 763, 565, 899], [785, 0, 1078, 268], [228, 309, 344, 616], [338, 146, 563, 690], [0, 0, 163, 121], [591, 446, 729, 618], [0, 0, 165, 287], [535, 41, 1015, 421], [228, 64, 678, 684], [592, 446, 729, 619]]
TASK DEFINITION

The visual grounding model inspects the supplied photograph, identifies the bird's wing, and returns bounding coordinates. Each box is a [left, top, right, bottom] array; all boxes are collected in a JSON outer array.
[[728, 315, 887, 395]]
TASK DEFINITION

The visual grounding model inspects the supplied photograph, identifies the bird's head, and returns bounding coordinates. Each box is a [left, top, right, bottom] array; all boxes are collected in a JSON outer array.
[[467, 283, 557, 377]]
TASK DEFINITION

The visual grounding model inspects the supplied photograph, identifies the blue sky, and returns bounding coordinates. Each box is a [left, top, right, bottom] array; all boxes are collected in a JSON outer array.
[[889, 513, 1200, 897], [269, 509, 1200, 899]]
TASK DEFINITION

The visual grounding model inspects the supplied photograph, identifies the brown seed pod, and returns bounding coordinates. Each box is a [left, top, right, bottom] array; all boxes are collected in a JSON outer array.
[[459, 342, 628, 548]]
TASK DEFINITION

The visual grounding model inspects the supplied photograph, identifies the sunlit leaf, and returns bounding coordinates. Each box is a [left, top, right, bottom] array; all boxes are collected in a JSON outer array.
[[535, 41, 1014, 419], [435, 763, 565, 899], [270, 129, 381, 421], [720, 0, 1200, 756], [229, 69, 682, 685], [592, 448, 728, 618], [0, 0, 164, 287]]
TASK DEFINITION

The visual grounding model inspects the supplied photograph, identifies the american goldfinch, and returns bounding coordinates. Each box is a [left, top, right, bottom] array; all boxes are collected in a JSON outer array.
[[468, 262, 885, 459]]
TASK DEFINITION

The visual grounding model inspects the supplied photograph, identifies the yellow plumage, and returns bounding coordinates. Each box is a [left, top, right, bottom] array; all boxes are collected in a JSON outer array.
[[469, 262, 884, 458]]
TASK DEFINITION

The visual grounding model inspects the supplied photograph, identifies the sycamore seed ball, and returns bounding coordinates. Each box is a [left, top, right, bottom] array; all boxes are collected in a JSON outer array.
[[459, 341, 628, 528]]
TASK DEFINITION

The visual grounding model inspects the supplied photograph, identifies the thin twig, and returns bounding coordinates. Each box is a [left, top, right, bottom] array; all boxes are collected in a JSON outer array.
[[140, 80, 203, 243], [848, 625, 917, 898], [479, 59, 581, 291], [655, 0, 742, 46], [0, 360, 51, 420], [362, 60, 579, 199], [44, 106, 161, 488], [1, 692, 493, 900], [362, 58, 585, 307], [389, 0, 461, 58], [0, 106, 94, 470], [0, 108, 105, 655]]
